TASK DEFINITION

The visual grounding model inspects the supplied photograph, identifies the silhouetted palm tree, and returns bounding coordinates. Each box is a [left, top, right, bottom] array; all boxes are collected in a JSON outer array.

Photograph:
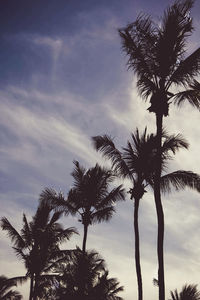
[[93, 129, 200, 300], [1, 192, 77, 300], [119, 1, 200, 299], [0, 275, 22, 299], [53, 248, 124, 300], [170, 284, 200, 300], [51, 161, 125, 253]]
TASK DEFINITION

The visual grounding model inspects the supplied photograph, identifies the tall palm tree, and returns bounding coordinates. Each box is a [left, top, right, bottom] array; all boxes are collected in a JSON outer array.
[[51, 161, 125, 253], [118, 1, 200, 299], [0, 275, 22, 300], [53, 247, 124, 300], [170, 284, 200, 300], [1, 192, 77, 300], [92, 129, 200, 300]]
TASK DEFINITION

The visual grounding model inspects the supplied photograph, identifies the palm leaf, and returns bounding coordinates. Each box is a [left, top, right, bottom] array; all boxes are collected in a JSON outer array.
[[71, 160, 86, 189], [161, 133, 189, 156], [92, 135, 132, 179], [157, 0, 194, 79], [91, 206, 115, 224], [160, 170, 200, 193], [96, 185, 125, 209], [1, 217, 25, 249], [56, 227, 78, 243], [119, 15, 158, 79], [169, 48, 200, 87], [173, 79, 200, 109]]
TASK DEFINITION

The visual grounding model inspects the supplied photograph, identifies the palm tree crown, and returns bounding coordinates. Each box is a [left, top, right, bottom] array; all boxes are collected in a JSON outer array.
[[118, 0, 200, 115], [0, 275, 22, 300], [1, 192, 77, 300], [53, 248, 124, 300], [170, 284, 200, 300], [51, 161, 125, 252], [93, 128, 200, 300], [119, 3, 200, 298], [93, 129, 200, 194]]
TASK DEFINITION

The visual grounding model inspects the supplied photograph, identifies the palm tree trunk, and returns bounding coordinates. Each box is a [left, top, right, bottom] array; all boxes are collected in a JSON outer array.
[[29, 275, 34, 300], [155, 113, 165, 300], [33, 273, 38, 300], [82, 224, 88, 253], [134, 197, 143, 300]]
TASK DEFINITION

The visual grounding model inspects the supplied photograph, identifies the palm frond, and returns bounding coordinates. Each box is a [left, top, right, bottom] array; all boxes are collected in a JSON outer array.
[[170, 284, 200, 300], [67, 189, 83, 214], [92, 135, 132, 179], [91, 206, 115, 224], [160, 170, 200, 194], [119, 15, 158, 80], [9, 276, 28, 285], [56, 227, 78, 243], [137, 75, 157, 99], [49, 211, 64, 226], [157, 0, 194, 80], [71, 160, 86, 188], [39, 188, 58, 207], [161, 133, 189, 156], [1, 217, 25, 249], [169, 48, 200, 87], [21, 214, 32, 247], [97, 185, 125, 209], [180, 284, 200, 300], [170, 289, 179, 300], [173, 79, 200, 109], [12, 247, 28, 262]]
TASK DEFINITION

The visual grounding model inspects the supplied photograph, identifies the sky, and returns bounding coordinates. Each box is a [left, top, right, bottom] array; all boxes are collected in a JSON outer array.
[[0, 0, 200, 299]]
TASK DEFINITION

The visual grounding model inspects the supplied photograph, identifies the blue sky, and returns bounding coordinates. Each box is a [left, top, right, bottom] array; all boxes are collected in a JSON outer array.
[[1, 0, 200, 299]]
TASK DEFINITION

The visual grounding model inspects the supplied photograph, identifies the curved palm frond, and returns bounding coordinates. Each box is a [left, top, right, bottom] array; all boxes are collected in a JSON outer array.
[[173, 79, 200, 109], [161, 133, 189, 155], [71, 160, 86, 189], [96, 185, 125, 209], [119, 15, 157, 80], [91, 206, 115, 224], [157, 0, 194, 80], [170, 288, 179, 300], [92, 135, 132, 179], [170, 284, 200, 300], [137, 75, 157, 99], [21, 214, 32, 247], [1, 218, 25, 249], [169, 48, 200, 87], [160, 170, 200, 193], [55, 227, 79, 244]]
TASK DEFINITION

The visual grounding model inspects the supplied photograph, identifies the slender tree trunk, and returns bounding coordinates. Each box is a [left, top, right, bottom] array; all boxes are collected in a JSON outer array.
[[29, 274, 34, 300], [82, 224, 88, 253], [33, 273, 39, 300], [134, 197, 143, 300], [155, 113, 165, 300]]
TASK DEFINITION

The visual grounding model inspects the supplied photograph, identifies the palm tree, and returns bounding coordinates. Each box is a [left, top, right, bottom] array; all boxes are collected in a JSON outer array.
[[0, 275, 22, 300], [118, 1, 200, 299], [170, 284, 200, 300], [51, 161, 125, 253], [53, 248, 124, 300], [1, 192, 77, 300], [92, 129, 200, 300]]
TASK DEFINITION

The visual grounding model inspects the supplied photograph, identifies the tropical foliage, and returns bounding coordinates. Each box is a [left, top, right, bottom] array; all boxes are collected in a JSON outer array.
[[1, 1, 200, 300], [49, 161, 125, 253], [170, 284, 200, 300], [0, 275, 22, 300], [93, 129, 200, 300], [1, 193, 77, 300], [52, 248, 124, 300], [118, 1, 200, 299]]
